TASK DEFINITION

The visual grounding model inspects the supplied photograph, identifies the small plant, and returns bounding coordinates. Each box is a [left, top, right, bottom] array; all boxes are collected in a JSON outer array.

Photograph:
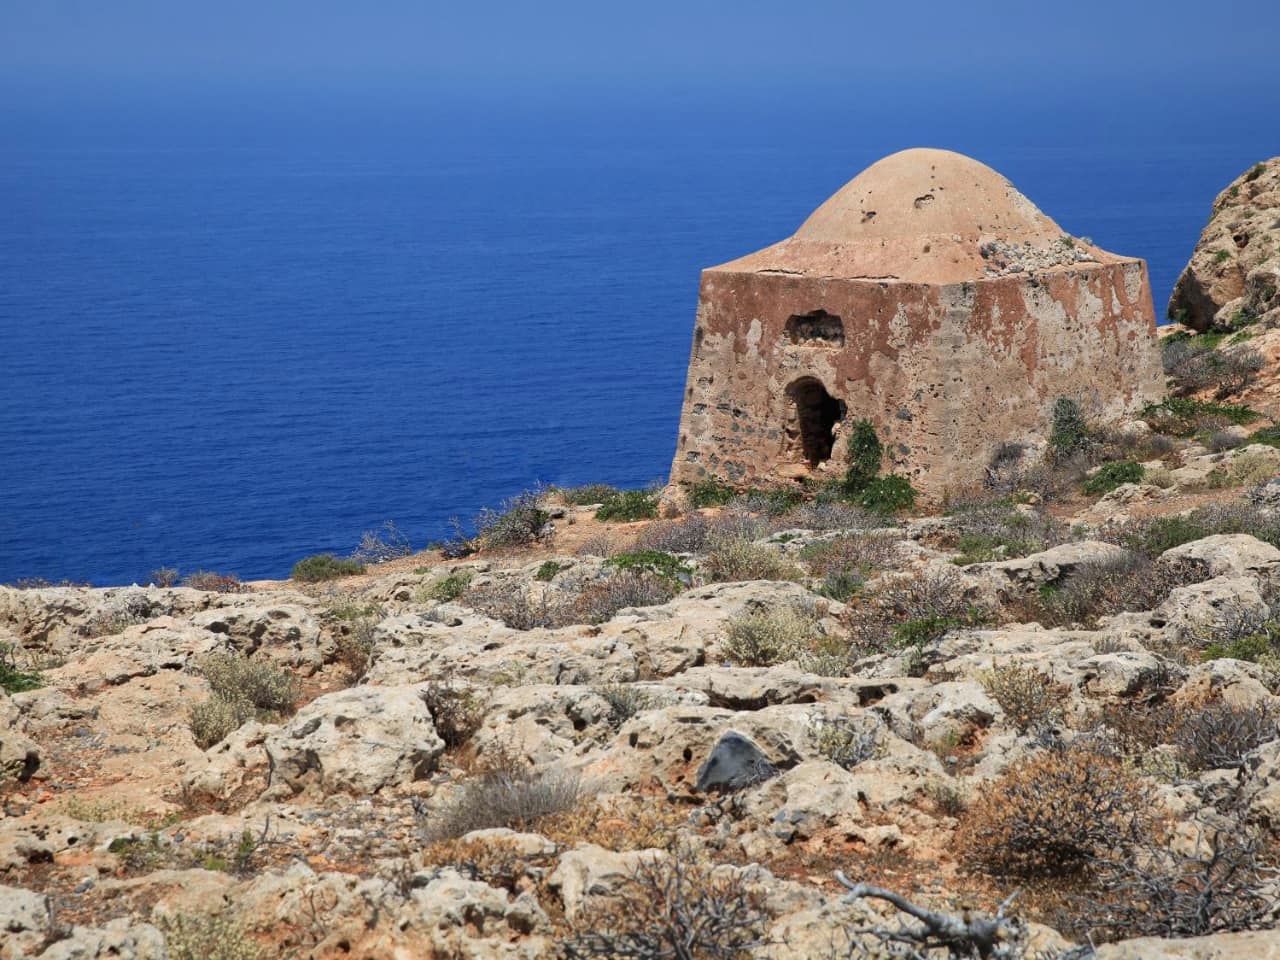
[[688, 478, 738, 508], [980, 664, 1066, 734], [149, 567, 179, 587], [534, 560, 562, 582], [593, 683, 651, 729], [0, 642, 44, 693], [333, 616, 377, 683], [569, 571, 679, 624], [1082, 459, 1145, 495], [290, 553, 365, 582], [157, 911, 261, 960], [422, 681, 485, 749], [1215, 249, 1232, 263], [816, 716, 884, 770], [603, 550, 691, 583], [1140, 397, 1260, 436], [722, 603, 822, 666], [422, 746, 584, 842], [595, 488, 660, 522], [420, 568, 473, 603], [351, 520, 412, 563], [958, 740, 1148, 880]]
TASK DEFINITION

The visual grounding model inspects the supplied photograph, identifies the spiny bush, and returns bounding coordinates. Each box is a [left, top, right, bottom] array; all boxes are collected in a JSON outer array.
[[290, 553, 365, 582], [815, 716, 884, 770], [561, 847, 768, 960], [944, 495, 1065, 564], [800, 532, 898, 601], [634, 514, 712, 554], [1018, 553, 1207, 627], [422, 681, 485, 750], [701, 537, 802, 584], [844, 418, 883, 493], [477, 487, 551, 548], [1082, 460, 1145, 496], [1115, 501, 1280, 557], [1169, 699, 1278, 772], [149, 567, 179, 587], [980, 664, 1067, 734], [777, 498, 876, 531], [1163, 337, 1266, 398], [721, 603, 824, 667], [332, 615, 377, 683], [1048, 397, 1091, 458], [351, 520, 412, 562], [958, 740, 1149, 880], [1066, 815, 1280, 942], [595, 489, 659, 522], [534, 560, 562, 582], [422, 746, 584, 842], [569, 571, 679, 623]]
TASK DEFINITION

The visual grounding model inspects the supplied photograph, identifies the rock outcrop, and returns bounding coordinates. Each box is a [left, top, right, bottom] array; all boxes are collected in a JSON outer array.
[[1169, 157, 1280, 331]]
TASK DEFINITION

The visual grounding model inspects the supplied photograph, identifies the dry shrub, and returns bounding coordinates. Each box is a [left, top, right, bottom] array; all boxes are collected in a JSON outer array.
[[561, 847, 768, 960], [1066, 814, 1280, 942], [333, 617, 376, 683], [190, 653, 300, 748], [423, 681, 485, 750], [568, 571, 678, 624], [843, 567, 984, 666], [958, 740, 1149, 880], [592, 683, 651, 729], [635, 514, 712, 554], [800, 532, 899, 599], [423, 746, 584, 842], [541, 799, 688, 853], [464, 572, 676, 630], [576, 533, 619, 558], [1170, 699, 1278, 772], [721, 603, 823, 667], [776, 499, 877, 531], [701, 537, 802, 584], [183, 571, 243, 592], [980, 664, 1067, 734], [419, 835, 550, 894], [1019, 553, 1207, 627], [158, 912, 261, 960]]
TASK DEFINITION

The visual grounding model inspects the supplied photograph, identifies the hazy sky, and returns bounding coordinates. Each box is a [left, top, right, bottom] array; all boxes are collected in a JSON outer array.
[[3, 1, 1277, 105]]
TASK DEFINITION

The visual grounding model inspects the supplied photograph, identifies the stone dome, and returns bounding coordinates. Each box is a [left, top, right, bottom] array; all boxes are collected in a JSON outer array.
[[711, 147, 1127, 285]]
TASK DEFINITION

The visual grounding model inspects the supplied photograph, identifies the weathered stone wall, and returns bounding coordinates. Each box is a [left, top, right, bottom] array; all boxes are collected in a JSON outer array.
[[669, 261, 1163, 494]]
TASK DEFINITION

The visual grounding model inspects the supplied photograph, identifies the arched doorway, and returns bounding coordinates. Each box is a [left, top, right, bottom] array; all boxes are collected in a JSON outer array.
[[786, 377, 844, 466]]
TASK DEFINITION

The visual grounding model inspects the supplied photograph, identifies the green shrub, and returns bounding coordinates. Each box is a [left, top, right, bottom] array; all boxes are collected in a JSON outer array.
[[558, 483, 620, 506], [290, 553, 365, 582], [189, 697, 256, 751], [688, 478, 738, 508], [1203, 624, 1280, 664], [603, 550, 691, 583], [891, 614, 966, 650], [1140, 397, 1260, 436], [1083, 460, 1145, 496], [477, 488, 551, 548], [844, 419, 883, 493], [595, 489, 659, 522], [1049, 398, 1090, 457], [420, 569, 473, 602], [534, 561, 562, 582], [855, 474, 918, 514], [0, 643, 43, 693], [1250, 424, 1280, 448]]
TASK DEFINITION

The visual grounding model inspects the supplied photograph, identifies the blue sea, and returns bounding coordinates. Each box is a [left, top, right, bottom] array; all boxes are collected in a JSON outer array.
[[1, 93, 1274, 585]]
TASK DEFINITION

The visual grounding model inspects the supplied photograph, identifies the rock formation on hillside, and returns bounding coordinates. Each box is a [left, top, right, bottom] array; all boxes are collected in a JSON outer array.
[[669, 147, 1164, 496], [1169, 158, 1280, 331]]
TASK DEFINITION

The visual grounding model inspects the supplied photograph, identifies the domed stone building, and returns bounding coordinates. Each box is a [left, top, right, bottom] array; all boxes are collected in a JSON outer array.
[[668, 147, 1164, 494]]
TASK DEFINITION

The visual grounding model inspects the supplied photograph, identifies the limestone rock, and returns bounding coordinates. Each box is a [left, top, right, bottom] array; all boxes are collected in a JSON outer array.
[[1161, 533, 1280, 582], [1169, 157, 1280, 331], [547, 845, 660, 922], [1095, 929, 1280, 959], [264, 684, 444, 796], [36, 920, 168, 960], [968, 540, 1131, 594], [0, 884, 50, 959]]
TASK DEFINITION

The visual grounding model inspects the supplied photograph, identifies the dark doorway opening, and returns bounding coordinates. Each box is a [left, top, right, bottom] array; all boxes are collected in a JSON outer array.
[[785, 310, 845, 346], [787, 377, 844, 465]]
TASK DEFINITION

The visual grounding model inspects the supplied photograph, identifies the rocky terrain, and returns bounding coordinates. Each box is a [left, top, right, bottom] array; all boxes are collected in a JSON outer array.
[[6, 160, 1280, 960], [5, 398, 1280, 959]]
